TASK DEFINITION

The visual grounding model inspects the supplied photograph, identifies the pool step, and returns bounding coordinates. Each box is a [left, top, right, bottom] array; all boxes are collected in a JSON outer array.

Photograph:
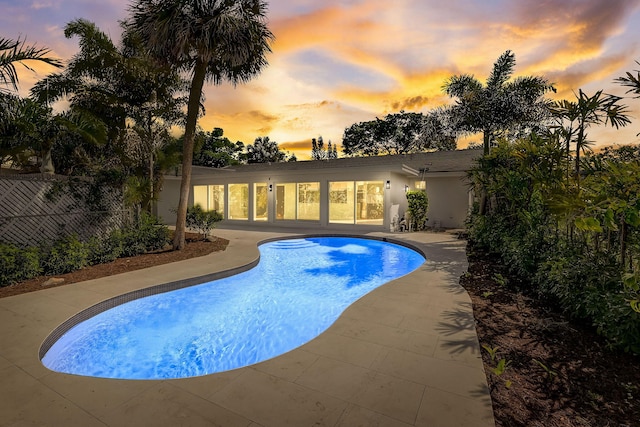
[[267, 239, 319, 250]]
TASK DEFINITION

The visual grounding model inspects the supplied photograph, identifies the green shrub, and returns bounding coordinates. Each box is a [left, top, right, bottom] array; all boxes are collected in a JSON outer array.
[[87, 233, 124, 265], [40, 234, 90, 275], [120, 213, 170, 257], [406, 190, 428, 231], [186, 205, 223, 240], [0, 243, 41, 287]]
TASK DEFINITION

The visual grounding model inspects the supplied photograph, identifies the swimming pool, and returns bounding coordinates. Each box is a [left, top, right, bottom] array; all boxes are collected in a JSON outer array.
[[41, 236, 425, 380]]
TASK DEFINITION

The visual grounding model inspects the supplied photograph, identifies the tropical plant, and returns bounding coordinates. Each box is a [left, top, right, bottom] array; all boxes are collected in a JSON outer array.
[[125, 0, 274, 250], [442, 50, 554, 155], [30, 18, 186, 204], [406, 190, 429, 231], [616, 60, 640, 98], [0, 36, 62, 94], [549, 89, 631, 182]]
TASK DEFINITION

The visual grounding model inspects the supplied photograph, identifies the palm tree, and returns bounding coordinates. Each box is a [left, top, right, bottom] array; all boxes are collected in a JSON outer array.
[[442, 50, 554, 155], [616, 60, 640, 98], [0, 37, 62, 94], [549, 89, 631, 185], [125, 0, 274, 250]]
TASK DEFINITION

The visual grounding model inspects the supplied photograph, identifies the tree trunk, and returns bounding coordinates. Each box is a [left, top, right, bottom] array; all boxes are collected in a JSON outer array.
[[173, 60, 207, 250], [483, 130, 491, 155]]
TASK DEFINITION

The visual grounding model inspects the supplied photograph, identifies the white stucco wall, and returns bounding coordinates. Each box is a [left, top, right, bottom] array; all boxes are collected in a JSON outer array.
[[425, 174, 470, 229], [156, 178, 180, 225]]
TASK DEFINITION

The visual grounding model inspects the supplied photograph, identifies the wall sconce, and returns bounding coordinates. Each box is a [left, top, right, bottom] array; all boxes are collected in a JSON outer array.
[[385, 180, 390, 189], [404, 185, 409, 192], [268, 184, 273, 192]]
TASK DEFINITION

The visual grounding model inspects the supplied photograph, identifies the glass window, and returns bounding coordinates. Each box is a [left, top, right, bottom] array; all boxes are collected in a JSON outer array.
[[193, 185, 208, 210], [209, 185, 225, 218], [276, 183, 296, 220], [329, 181, 355, 223], [254, 183, 268, 221], [356, 181, 384, 225], [297, 182, 320, 220], [228, 183, 248, 220]]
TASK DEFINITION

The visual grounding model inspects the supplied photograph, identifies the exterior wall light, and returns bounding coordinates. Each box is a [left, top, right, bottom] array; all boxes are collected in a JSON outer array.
[[404, 185, 409, 192], [386, 180, 390, 189], [268, 184, 273, 192]]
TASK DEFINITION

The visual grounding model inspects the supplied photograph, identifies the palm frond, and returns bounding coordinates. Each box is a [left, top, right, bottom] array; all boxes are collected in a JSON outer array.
[[615, 60, 640, 97], [486, 50, 515, 89], [0, 36, 63, 92], [442, 74, 482, 98]]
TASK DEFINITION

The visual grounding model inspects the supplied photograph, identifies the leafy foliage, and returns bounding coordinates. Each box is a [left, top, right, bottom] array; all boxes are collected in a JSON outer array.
[[443, 50, 554, 154], [192, 127, 244, 168], [40, 234, 90, 275], [467, 134, 640, 353], [244, 136, 293, 163], [406, 190, 429, 231], [125, 0, 274, 250], [311, 136, 338, 160], [342, 109, 456, 157], [0, 243, 41, 286], [0, 215, 170, 287], [186, 205, 223, 240], [0, 36, 62, 94]]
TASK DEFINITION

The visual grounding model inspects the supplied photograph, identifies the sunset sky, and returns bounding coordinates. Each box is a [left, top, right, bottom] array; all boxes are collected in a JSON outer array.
[[3, 0, 640, 159]]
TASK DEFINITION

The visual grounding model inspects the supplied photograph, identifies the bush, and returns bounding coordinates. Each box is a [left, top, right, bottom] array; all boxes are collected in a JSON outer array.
[[0, 214, 170, 286], [0, 243, 41, 287], [186, 205, 223, 240], [406, 190, 428, 231], [40, 234, 89, 275], [120, 213, 170, 257], [87, 233, 124, 265]]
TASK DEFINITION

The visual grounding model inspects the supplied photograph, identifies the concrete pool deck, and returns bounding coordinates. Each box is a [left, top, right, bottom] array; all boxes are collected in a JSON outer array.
[[0, 229, 495, 427]]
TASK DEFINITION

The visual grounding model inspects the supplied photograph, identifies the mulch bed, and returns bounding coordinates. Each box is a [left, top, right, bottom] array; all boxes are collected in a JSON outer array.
[[461, 248, 640, 427], [0, 233, 229, 299]]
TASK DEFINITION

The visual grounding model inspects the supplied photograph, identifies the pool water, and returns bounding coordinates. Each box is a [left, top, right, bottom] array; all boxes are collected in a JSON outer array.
[[41, 237, 425, 379]]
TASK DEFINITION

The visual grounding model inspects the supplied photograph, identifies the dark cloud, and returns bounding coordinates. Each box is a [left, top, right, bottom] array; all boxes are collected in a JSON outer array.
[[514, 0, 640, 51], [247, 110, 279, 123], [546, 52, 629, 94], [390, 95, 429, 111]]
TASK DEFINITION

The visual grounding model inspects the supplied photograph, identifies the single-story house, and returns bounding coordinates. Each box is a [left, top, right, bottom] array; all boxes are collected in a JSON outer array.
[[156, 149, 480, 232]]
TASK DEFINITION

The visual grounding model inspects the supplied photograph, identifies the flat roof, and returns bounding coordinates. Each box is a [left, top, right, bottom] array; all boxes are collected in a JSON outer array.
[[186, 149, 481, 177]]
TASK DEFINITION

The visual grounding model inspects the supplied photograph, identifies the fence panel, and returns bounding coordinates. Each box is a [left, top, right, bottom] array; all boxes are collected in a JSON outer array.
[[0, 174, 128, 246]]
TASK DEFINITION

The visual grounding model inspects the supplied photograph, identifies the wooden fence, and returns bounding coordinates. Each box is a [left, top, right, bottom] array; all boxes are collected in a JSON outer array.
[[0, 174, 128, 246]]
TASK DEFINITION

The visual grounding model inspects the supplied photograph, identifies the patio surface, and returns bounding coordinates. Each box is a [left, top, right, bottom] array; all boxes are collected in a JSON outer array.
[[0, 229, 495, 427]]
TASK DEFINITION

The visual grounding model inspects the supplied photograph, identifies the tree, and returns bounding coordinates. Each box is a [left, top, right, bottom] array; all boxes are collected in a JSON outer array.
[[125, 0, 274, 250], [0, 36, 62, 95], [311, 136, 332, 160], [244, 136, 290, 163], [193, 127, 244, 168], [30, 19, 187, 183], [442, 50, 554, 155], [327, 140, 338, 159], [549, 89, 631, 183], [342, 110, 454, 157], [422, 108, 457, 151]]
